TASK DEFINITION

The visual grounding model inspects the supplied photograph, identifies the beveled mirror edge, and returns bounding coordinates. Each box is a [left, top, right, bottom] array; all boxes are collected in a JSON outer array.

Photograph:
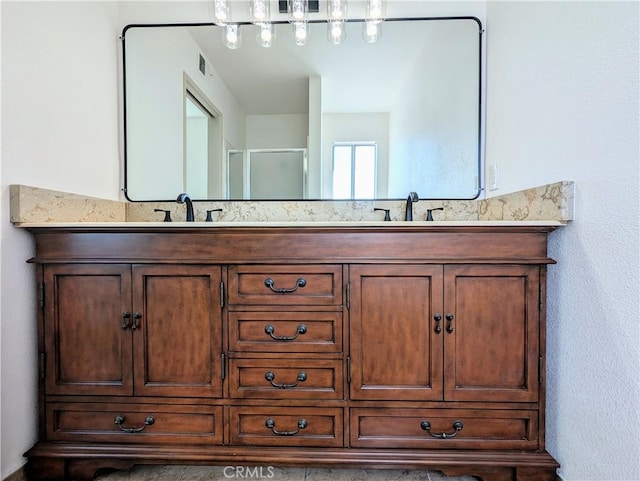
[[121, 16, 485, 203]]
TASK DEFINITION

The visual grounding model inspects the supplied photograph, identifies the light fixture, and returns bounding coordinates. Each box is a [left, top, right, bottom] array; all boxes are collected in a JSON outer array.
[[257, 22, 275, 47], [293, 21, 308, 46], [288, 0, 308, 22], [224, 24, 242, 49], [327, 20, 346, 45], [249, 0, 271, 24], [219, 0, 385, 49], [363, 19, 382, 43], [213, 0, 230, 25]]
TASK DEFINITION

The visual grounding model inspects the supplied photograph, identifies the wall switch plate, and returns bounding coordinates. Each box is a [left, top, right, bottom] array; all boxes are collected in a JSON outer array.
[[488, 164, 499, 191]]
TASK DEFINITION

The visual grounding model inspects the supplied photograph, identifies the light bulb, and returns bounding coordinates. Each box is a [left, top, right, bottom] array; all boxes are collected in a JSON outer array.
[[293, 22, 307, 46], [366, 0, 384, 20], [258, 23, 274, 47], [213, 0, 229, 24], [250, 0, 270, 24], [363, 20, 382, 43], [328, 0, 347, 20], [328, 20, 346, 45], [288, 0, 308, 22], [224, 24, 241, 49]]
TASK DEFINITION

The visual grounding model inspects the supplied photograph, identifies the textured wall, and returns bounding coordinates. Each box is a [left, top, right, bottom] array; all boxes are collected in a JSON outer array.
[[485, 2, 640, 480]]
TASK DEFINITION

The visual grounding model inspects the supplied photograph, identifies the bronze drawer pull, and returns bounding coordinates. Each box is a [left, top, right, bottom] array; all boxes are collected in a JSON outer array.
[[264, 277, 307, 294], [420, 420, 463, 439], [264, 371, 307, 388], [265, 418, 307, 436], [114, 415, 154, 433], [264, 323, 307, 341]]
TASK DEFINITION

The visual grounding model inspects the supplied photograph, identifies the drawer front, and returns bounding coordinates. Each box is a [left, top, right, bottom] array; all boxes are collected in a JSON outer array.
[[230, 406, 343, 447], [229, 359, 344, 399], [228, 265, 342, 306], [229, 311, 343, 353], [350, 408, 538, 450], [47, 403, 223, 445]]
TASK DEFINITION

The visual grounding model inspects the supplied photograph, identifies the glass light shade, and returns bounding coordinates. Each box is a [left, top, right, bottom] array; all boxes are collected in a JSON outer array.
[[293, 21, 308, 46], [213, 0, 230, 24], [288, 0, 308, 22], [224, 24, 242, 49], [327, 20, 346, 45], [257, 23, 275, 47], [327, 0, 347, 21], [363, 20, 382, 43], [365, 0, 385, 21], [250, 0, 270, 24]]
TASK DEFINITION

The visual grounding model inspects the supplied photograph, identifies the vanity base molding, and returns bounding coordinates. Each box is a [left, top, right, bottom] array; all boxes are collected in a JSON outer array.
[[26, 444, 559, 481], [23, 225, 560, 481]]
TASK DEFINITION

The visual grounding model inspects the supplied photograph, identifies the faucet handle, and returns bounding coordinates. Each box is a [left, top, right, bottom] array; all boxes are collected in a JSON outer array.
[[374, 208, 391, 221], [426, 207, 444, 221], [153, 209, 172, 222], [206, 209, 223, 222]]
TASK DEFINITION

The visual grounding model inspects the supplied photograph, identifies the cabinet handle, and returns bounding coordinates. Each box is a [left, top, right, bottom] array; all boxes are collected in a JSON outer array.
[[446, 313, 454, 333], [114, 415, 154, 433], [121, 312, 131, 330], [264, 371, 307, 388], [132, 312, 142, 330], [264, 277, 307, 294], [265, 418, 307, 436], [420, 420, 463, 439], [433, 314, 442, 334], [264, 323, 307, 341]]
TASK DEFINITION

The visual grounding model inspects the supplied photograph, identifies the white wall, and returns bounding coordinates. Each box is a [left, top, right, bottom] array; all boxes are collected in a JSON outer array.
[[485, 2, 640, 480], [245, 114, 308, 149], [1, 2, 122, 477]]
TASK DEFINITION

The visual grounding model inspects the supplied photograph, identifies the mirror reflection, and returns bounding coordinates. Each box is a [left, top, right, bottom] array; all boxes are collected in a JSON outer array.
[[123, 18, 482, 201]]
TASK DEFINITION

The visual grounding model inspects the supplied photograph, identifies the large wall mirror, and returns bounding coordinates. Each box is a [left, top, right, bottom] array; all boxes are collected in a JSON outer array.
[[123, 17, 483, 201]]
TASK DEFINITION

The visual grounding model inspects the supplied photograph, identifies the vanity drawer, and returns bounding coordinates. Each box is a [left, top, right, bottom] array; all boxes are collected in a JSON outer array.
[[230, 406, 343, 447], [228, 265, 342, 306], [229, 358, 344, 399], [228, 311, 343, 353], [350, 408, 538, 450], [46, 403, 223, 445]]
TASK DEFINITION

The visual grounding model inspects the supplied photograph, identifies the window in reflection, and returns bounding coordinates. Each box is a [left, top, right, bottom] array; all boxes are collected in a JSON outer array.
[[332, 143, 377, 199]]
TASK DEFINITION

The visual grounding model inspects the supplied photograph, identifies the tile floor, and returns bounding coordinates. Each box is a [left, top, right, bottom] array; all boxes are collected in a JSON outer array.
[[94, 465, 477, 481]]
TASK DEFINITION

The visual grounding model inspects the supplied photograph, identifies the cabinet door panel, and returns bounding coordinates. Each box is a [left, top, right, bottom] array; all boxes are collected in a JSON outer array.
[[132, 265, 222, 397], [349, 265, 444, 401], [44, 265, 132, 395], [444, 265, 540, 402]]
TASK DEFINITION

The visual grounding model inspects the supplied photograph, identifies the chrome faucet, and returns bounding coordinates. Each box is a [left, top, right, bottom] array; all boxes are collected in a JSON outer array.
[[404, 192, 419, 221], [176, 193, 194, 222]]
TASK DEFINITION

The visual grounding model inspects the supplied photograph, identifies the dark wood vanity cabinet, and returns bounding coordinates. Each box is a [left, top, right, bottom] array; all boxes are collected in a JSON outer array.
[[25, 225, 560, 481]]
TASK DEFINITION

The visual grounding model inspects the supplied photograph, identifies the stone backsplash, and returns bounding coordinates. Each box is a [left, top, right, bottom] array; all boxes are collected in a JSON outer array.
[[10, 181, 574, 224]]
